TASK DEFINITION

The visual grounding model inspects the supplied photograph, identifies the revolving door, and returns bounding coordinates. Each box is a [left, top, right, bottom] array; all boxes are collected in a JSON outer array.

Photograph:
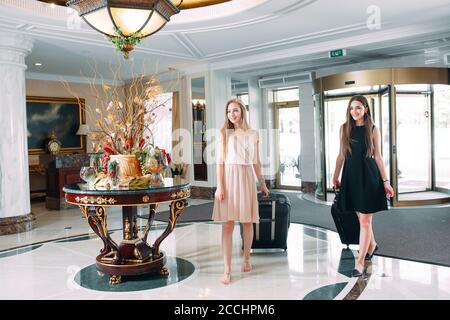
[[314, 68, 450, 207]]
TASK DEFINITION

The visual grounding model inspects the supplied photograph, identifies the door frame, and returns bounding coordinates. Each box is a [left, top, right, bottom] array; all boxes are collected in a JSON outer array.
[[274, 100, 302, 190]]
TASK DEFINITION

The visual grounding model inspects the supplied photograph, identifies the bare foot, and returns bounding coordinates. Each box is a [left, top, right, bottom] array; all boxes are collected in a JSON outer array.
[[220, 272, 231, 285], [242, 260, 252, 272]]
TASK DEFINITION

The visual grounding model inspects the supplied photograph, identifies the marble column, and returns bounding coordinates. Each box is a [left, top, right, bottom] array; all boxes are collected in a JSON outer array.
[[0, 31, 34, 235]]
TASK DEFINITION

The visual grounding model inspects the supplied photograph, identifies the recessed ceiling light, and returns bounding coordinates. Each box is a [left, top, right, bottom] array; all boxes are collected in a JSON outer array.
[[35, 63, 42, 66]]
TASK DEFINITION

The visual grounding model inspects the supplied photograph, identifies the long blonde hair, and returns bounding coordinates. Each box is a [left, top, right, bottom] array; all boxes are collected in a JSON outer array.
[[341, 95, 375, 158], [220, 98, 250, 159]]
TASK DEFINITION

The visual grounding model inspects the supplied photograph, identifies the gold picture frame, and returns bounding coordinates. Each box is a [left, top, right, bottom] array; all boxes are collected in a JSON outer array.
[[26, 96, 86, 155]]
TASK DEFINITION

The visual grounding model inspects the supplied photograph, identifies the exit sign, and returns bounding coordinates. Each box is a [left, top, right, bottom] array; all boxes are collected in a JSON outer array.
[[329, 49, 347, 58]]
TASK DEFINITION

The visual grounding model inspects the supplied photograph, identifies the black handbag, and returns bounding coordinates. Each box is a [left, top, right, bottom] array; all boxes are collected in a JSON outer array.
[[330, 187, 360, 247]]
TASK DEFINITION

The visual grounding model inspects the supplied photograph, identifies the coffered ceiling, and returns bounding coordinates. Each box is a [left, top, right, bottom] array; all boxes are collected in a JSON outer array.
[[1, 0, 449, 81]]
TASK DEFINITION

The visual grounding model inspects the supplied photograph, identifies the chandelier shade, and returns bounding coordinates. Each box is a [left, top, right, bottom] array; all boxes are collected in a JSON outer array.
[[67, 0, 180, 38], [63, 0, 232, 58]]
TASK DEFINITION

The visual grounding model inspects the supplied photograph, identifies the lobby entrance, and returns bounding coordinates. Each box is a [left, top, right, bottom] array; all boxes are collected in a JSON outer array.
[[314, 68, 450, 206]]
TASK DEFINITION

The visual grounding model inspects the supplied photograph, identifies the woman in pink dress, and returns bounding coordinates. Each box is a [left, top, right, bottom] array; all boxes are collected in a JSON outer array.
[[212, 98, 269, 285]]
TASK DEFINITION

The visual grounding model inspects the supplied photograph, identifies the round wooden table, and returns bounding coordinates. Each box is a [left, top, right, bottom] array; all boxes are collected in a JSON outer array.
[[63, 177, 190, 284]]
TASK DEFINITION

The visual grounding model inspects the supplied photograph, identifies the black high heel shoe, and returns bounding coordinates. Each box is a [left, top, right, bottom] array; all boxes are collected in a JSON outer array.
[[351, 265, 365, 277], [365, 245, 379, 261]]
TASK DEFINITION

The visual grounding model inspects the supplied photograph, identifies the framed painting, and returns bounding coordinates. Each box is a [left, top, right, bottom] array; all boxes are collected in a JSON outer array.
[[26, 96, 86, 154]]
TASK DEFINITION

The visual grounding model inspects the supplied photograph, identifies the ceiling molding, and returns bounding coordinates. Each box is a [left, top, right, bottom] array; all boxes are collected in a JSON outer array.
[[25, 71, 125, 85], [0, 20, 199, 60], [202, 22, 371, 60], [208, 19, 450, 71], [171, 33, 204, 58], [167, 0, 318, 33]]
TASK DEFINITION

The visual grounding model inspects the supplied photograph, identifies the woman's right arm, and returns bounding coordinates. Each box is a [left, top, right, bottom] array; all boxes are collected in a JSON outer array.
[[332, 126, 345, 188]]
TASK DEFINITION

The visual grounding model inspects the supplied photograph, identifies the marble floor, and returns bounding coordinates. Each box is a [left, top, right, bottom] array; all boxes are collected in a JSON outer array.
[[0, 199, 449, 300]]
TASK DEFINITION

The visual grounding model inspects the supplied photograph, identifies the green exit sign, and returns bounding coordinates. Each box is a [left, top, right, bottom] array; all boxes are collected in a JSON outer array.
[[329, 49, 347, 58]]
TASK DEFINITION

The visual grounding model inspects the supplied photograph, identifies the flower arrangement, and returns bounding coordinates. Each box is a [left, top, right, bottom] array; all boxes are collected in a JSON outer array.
[[145, 147, 171, 173], [62, 66, 176, 189], [143, 147, 172, 185]]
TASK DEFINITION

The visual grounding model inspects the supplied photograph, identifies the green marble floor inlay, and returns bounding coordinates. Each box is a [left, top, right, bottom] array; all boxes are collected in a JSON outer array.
[[74, 256, 195, 292], [0, 245, 42, 258], [303, 282, 348, 300]]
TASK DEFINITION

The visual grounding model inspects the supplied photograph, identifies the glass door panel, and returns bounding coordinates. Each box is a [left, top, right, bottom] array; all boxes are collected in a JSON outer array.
[[277, 106, 301, 188], [433, 85, 450, 192], [381, 91, 390, 183], [395, 93, 431, 193], [324, 98, 347, 190]]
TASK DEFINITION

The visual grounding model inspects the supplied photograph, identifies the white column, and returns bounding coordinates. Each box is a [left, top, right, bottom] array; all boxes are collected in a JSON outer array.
[[207, 69, 231, 188], [298, 82, 316, 192], [0, 31, 33, 223]]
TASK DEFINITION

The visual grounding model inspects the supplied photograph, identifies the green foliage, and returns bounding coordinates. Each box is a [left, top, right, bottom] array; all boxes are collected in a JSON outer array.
[[109, 27, 144, 59]]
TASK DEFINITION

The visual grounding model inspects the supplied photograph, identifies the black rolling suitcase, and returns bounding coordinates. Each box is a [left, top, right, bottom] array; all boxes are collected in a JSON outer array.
[[331, 188, 360, 247], [241, 191, 291, 250]]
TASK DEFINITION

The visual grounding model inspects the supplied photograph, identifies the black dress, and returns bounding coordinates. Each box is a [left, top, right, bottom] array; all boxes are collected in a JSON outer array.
[[339, 125, 387, 214]]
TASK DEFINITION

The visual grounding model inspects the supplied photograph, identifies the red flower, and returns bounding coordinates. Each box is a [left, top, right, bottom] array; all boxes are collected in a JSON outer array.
[[125, 138, 133, 150], [103, 145, 113, 155], [139, 138, 145, 148], [166, 153, 172, 165], [102, 152, 110, 173]]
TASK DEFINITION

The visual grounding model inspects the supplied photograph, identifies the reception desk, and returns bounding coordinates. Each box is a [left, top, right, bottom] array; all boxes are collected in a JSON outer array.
[[45, 154, 90, 210]]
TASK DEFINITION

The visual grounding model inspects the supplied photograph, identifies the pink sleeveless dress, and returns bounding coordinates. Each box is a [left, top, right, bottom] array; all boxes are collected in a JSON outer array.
[[212, 129, 259, 223]]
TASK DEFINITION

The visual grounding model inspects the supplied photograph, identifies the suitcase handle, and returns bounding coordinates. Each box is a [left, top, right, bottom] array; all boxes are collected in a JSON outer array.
[[259, 218, 276, 222]]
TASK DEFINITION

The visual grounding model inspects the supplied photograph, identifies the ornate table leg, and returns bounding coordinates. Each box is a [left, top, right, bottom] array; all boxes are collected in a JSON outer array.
[[80, 206, 120, 262], [110, 275, 122, 285], [79, 206, 121, 284], [152, 199, 187, 276], [142, 204, 157, 243]]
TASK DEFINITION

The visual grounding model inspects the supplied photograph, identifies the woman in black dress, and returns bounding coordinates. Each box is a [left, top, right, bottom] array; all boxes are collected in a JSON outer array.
[[332, 95, 394, 277]]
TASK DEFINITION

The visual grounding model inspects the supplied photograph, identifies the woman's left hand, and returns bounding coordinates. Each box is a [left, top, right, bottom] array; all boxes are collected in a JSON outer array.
[[260, 184, 270, 198], [384, 182, 395, 197]]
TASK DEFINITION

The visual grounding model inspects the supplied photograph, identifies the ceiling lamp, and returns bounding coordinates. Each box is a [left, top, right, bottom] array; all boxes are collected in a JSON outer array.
[[66, 0, 231, 59]]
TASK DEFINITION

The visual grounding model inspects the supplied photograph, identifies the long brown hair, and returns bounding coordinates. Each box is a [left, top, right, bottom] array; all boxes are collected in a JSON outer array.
[[220, 98, 250, 159], [341, 95, 375, 158]]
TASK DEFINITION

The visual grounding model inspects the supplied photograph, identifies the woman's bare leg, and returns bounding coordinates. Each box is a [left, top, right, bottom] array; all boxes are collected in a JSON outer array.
[[356, 212, 373, 271], [367, 227, 377, 254], [221, 221, 235, 284], [241, 222, 253, 272]]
